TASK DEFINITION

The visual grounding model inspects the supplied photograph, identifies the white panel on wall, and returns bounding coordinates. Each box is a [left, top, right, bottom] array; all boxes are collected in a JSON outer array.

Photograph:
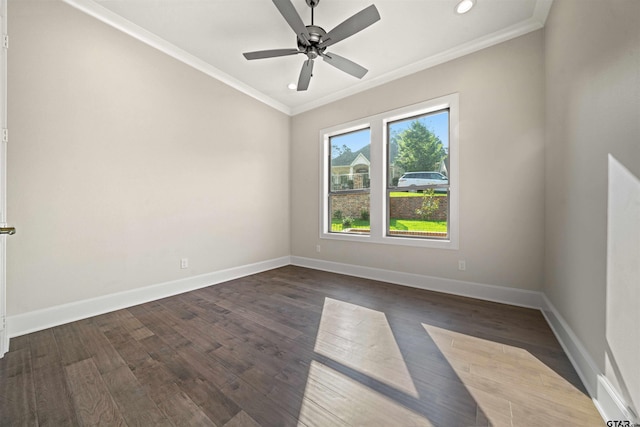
[[606, 154, 640, 419]]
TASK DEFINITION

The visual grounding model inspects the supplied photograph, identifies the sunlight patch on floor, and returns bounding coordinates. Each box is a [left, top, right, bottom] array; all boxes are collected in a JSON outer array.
[[422, 323, 600, 426], [313, 298, 419, 398], [297, 360, 433, 427]]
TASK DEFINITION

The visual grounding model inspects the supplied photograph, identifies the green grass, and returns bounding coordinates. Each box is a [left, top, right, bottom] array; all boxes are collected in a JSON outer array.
[[389, 218, 448, 232], [330, 218, 370, 231], [389, 192, 447, 198], [331, 218, 447, 233]]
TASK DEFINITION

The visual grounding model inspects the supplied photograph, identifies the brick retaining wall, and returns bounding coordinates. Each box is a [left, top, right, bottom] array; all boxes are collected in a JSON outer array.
[[390, 194, 448, 221], [330, 193, 448, 221], [330, 193, 370, 218]]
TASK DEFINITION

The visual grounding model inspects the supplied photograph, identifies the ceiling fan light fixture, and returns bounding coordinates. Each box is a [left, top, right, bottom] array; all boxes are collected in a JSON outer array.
[[288, 82, 297, 90], [455, 0, 475, 14]]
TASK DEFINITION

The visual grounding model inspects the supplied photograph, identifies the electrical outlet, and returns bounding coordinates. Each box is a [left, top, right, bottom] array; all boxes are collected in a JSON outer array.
[[180, 258, 188, 269], [458, 260, 466, 271], [316, 245, 321, 253]]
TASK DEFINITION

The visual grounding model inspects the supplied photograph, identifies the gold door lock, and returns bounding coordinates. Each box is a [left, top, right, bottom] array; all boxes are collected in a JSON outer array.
[[0, 227, 16, 235]]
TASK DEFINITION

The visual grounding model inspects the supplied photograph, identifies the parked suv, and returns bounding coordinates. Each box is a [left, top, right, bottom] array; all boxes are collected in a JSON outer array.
[[397, 171, 448, 192]]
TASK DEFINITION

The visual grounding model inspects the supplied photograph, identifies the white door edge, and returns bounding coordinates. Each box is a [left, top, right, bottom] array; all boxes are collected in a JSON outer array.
[[0, 0, 9, 358]]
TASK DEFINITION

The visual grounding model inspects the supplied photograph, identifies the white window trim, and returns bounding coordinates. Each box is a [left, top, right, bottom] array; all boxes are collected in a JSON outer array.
[[319, 93, 459, 250]]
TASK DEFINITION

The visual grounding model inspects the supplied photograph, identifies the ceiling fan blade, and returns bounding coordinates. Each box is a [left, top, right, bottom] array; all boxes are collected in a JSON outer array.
[[297, 59, 314, 91], [272, 0, 312, 45], [319, 5, 380, 49], [322, 52, 368, 79], [243, 49, 301, 60]]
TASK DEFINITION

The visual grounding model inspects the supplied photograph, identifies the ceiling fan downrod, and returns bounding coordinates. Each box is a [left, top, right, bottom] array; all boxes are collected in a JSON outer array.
[[305, 0, 319, 8], [306, 0, 319, 25]]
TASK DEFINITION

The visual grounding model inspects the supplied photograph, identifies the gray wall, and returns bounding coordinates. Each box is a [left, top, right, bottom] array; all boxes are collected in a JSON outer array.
[[7, 0, 290, 315], [291, 31, 545, 291], [544, 0, 640, 416]]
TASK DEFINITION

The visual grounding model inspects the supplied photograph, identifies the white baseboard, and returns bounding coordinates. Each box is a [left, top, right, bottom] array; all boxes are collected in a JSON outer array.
[[6, 254, 632, 425], [7, 256, 291, 339], [541, 293, 634, 424], [291, 256, 543, 309]]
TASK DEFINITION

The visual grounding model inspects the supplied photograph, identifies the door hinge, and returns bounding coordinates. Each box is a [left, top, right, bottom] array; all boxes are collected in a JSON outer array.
[[0, 316, 5, 331], [1, 129, 7, 143], [2, 35, 7, 49]]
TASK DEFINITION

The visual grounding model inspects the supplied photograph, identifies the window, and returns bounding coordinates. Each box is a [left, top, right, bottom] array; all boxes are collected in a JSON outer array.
[[320, 94, 459, 249], [387, 110, 450, 240], [328, 128, 371, 235]]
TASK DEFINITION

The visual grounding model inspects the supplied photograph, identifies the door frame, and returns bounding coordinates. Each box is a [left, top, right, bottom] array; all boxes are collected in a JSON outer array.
[[0, 0, 8, 357]]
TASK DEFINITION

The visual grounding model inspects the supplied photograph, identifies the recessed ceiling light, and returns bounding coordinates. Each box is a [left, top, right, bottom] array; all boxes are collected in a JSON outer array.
[[288, 83, 297, 90], [455, 0, 475, 14]]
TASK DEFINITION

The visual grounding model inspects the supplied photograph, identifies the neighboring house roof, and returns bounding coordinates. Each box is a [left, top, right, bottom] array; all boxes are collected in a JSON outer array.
[[351, 152, 370, 167], [331, 145, 370, 166]]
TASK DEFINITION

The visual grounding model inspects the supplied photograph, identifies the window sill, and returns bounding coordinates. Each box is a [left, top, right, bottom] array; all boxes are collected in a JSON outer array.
[[320, 231, 458, 250]]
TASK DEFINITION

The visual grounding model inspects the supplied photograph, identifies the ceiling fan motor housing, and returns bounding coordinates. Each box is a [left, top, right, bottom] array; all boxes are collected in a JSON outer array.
[[298, 25, 327, 59]]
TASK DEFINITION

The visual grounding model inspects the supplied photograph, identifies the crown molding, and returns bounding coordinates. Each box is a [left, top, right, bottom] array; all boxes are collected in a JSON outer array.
[[61, 0, 293, 115], [62, 0, 552, 117], [290, 12, 549, 115]]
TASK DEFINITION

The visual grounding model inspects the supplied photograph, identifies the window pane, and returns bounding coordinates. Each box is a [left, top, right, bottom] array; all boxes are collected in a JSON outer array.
[[387, 111, 449, 239], [329, 129, 371, 235]]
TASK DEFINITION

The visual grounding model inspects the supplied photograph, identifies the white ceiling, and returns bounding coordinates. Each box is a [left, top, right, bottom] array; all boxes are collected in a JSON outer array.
[[64, 0, 552, 115]]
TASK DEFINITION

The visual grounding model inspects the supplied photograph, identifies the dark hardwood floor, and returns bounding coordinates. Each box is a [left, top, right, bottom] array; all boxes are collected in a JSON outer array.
[[0, 266, 603, 426]]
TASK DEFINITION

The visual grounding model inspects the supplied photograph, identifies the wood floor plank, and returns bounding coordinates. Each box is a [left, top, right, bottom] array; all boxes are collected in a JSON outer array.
[[75, 319, 127, 375], [129, 302, 193, 350], [140, 334, 241, 425], [111, 309, 155, 341], [175, 343, 237, 389], [214, 298, 305, 339], [7, 335, 30, 351], [0, 348, 38, 426], [155, 388, 216, 426], [29, 330, 79, 426], [102, 325, 150, 368], [223, 410, 261, 427], [217, 291, 320, 336], [119, 346, 211, 426], [53, 323, 90, 366], [32, 364, 79, 427], [221, 378, 300, 427], [101, 364, 173, 426], [0, 346, 30, 379], [156, 307, 224, 353], [64, 358, 127, 426], [29, 329, 61, 370], [240, 364, 311, 419]]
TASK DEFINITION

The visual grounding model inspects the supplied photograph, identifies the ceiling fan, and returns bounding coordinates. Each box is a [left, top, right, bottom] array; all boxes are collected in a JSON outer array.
[[243, 0, 381, 91]]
